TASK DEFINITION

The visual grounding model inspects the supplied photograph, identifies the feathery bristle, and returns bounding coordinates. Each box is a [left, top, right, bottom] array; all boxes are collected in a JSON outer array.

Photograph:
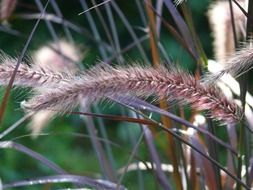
[[0, 53, 71, 88], [203, 44, 253, 84], [222, 44, 253, 77], [22, 64, 242, 124]]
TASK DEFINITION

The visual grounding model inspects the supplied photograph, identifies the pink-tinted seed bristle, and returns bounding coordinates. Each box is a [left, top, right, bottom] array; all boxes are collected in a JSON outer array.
[[0, 56, 71, 88], [204, 44, 253, 84], [22, 65, 242, 124]]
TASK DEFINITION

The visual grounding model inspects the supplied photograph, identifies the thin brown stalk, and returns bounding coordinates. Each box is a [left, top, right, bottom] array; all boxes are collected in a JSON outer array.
[[144, 1, 183, 189], [22, 64, 242, 124]]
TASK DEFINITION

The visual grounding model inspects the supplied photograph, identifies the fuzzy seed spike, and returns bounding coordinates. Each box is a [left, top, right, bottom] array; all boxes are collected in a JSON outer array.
[[203, 44, 253, 84], [0, 52, 72, 88], [22, 64, 242, 124]]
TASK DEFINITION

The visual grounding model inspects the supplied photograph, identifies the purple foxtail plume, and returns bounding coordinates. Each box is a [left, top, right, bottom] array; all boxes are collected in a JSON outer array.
[[22, 64, 242, 124], [203, 44, 253, 84], [0, 52, 71, 88]]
